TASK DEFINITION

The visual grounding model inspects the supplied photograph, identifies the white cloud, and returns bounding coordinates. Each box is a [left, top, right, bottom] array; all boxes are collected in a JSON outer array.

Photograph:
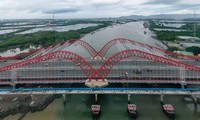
[[0, 0, 199, 19]]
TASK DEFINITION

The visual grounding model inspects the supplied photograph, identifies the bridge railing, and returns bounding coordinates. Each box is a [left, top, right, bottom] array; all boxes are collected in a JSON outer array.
[[0, 87, 200, 95]]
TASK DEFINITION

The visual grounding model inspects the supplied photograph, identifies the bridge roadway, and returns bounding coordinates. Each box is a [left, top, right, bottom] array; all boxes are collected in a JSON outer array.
[[0, 87, 200, 95], [1, 68, 199, 78], [0, 78, 200, 85], [0, 58, 200, 86], [0, 71, 200, 84], [1, 60, 200, 78], [1, 59, 200, 67]]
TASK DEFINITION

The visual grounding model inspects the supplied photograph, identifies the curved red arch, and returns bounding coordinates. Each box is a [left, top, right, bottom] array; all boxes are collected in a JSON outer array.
[[94, 38, 200, 60], [25, 39, 98, 59], [0, 39, 98, 60], [70, 39, 98, 58], [92, 49, 200, 79], [0, 50, 102, 80]]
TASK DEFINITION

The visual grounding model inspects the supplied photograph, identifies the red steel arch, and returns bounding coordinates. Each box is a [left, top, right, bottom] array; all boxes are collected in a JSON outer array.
[[35, 39, 98, 58], [92, 49, 200, 79], [0, 39, 98, 60], [0, 50, 101, 80], [69, 39, 98, 58], [94, 38, 200, 60], [25, 39, 98, 59]]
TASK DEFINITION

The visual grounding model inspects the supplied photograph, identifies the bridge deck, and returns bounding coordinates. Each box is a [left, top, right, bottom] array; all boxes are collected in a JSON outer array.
[[0, 88, 200, 95]]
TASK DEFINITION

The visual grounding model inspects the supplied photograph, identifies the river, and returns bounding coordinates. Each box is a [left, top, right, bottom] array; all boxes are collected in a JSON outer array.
[[4, 21, 200, 120], [18, 84, 200, 120], [67, 21, 167, 59]]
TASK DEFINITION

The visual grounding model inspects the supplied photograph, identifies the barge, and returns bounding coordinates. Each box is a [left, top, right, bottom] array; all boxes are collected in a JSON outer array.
[[127, 104, 137, 118], [162, 104, 176, 118], [91, 105, 101, 118]]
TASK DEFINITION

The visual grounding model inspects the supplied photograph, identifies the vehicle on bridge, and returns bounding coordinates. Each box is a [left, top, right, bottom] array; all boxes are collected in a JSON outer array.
[[125, 72, 129, 79], [133, 69, 142, 74], [44, 63, 49, 67]]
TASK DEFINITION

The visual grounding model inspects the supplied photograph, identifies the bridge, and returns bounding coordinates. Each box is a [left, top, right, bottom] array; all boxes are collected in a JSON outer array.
[[0, 88, 200, 95], [0, 38, 200, 91]]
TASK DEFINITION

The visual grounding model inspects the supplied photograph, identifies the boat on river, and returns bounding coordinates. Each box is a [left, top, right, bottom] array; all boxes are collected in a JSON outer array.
[[91, 105, 101, 118], [127, 104, 137, 118], [162, 104, 176, 118]]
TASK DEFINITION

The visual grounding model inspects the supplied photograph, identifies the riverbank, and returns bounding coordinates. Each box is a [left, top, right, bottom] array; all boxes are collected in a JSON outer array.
[[22, 98, 62, 120], [2, 98, 62, 120], [0, 94, 57, 120], [0, 21, 112, 53]]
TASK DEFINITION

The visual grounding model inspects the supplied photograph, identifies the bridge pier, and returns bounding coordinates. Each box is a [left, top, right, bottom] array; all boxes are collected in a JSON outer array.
[[123, 83, 129, 88], [95, 94, 98, 103], [192, 95, 199, 113], [85, 79, 108, 88], [128, 94, 131, 104], [62, 94, 66, 105], [160, 95, 164, 105], [12, 85, 15, 89], [30, 95, 33, 101], [181, 84, 185, 89], [11, 83, 16, 89]]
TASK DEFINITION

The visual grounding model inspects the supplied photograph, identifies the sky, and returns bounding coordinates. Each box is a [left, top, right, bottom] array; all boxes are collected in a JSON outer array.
[[0, 0, 200, 19]]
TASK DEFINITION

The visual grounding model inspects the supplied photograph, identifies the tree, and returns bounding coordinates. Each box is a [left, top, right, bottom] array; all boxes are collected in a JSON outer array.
[[186, 46, 200, 55], [167, 47, 179, 52]]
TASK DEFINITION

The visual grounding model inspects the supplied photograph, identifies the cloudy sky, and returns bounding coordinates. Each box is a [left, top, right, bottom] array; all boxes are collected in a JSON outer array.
[[0, 0, 199, 19]]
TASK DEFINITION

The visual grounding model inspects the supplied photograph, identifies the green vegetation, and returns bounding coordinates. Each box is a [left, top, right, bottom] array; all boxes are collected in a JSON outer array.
[[185, 46, 200, 55], [167, 47, 180, 52], [0, 31, 80, 52], [155, 31, 193, 42], [149, 20, 200, 42], [149, 20, 200, 56], [0, 21, 111, 52], [149, 20, 177, 30]]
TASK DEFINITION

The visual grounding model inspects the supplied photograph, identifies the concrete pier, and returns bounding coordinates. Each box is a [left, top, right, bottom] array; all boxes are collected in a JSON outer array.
[[191, 95, 199, 113], [85, 79, 108, 88], [160, 95, 164, 104], [95, 94, 98, 103], [62, 94, 66, 105], [128, 94, 131, 103], [181, 84, 185, 89]]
